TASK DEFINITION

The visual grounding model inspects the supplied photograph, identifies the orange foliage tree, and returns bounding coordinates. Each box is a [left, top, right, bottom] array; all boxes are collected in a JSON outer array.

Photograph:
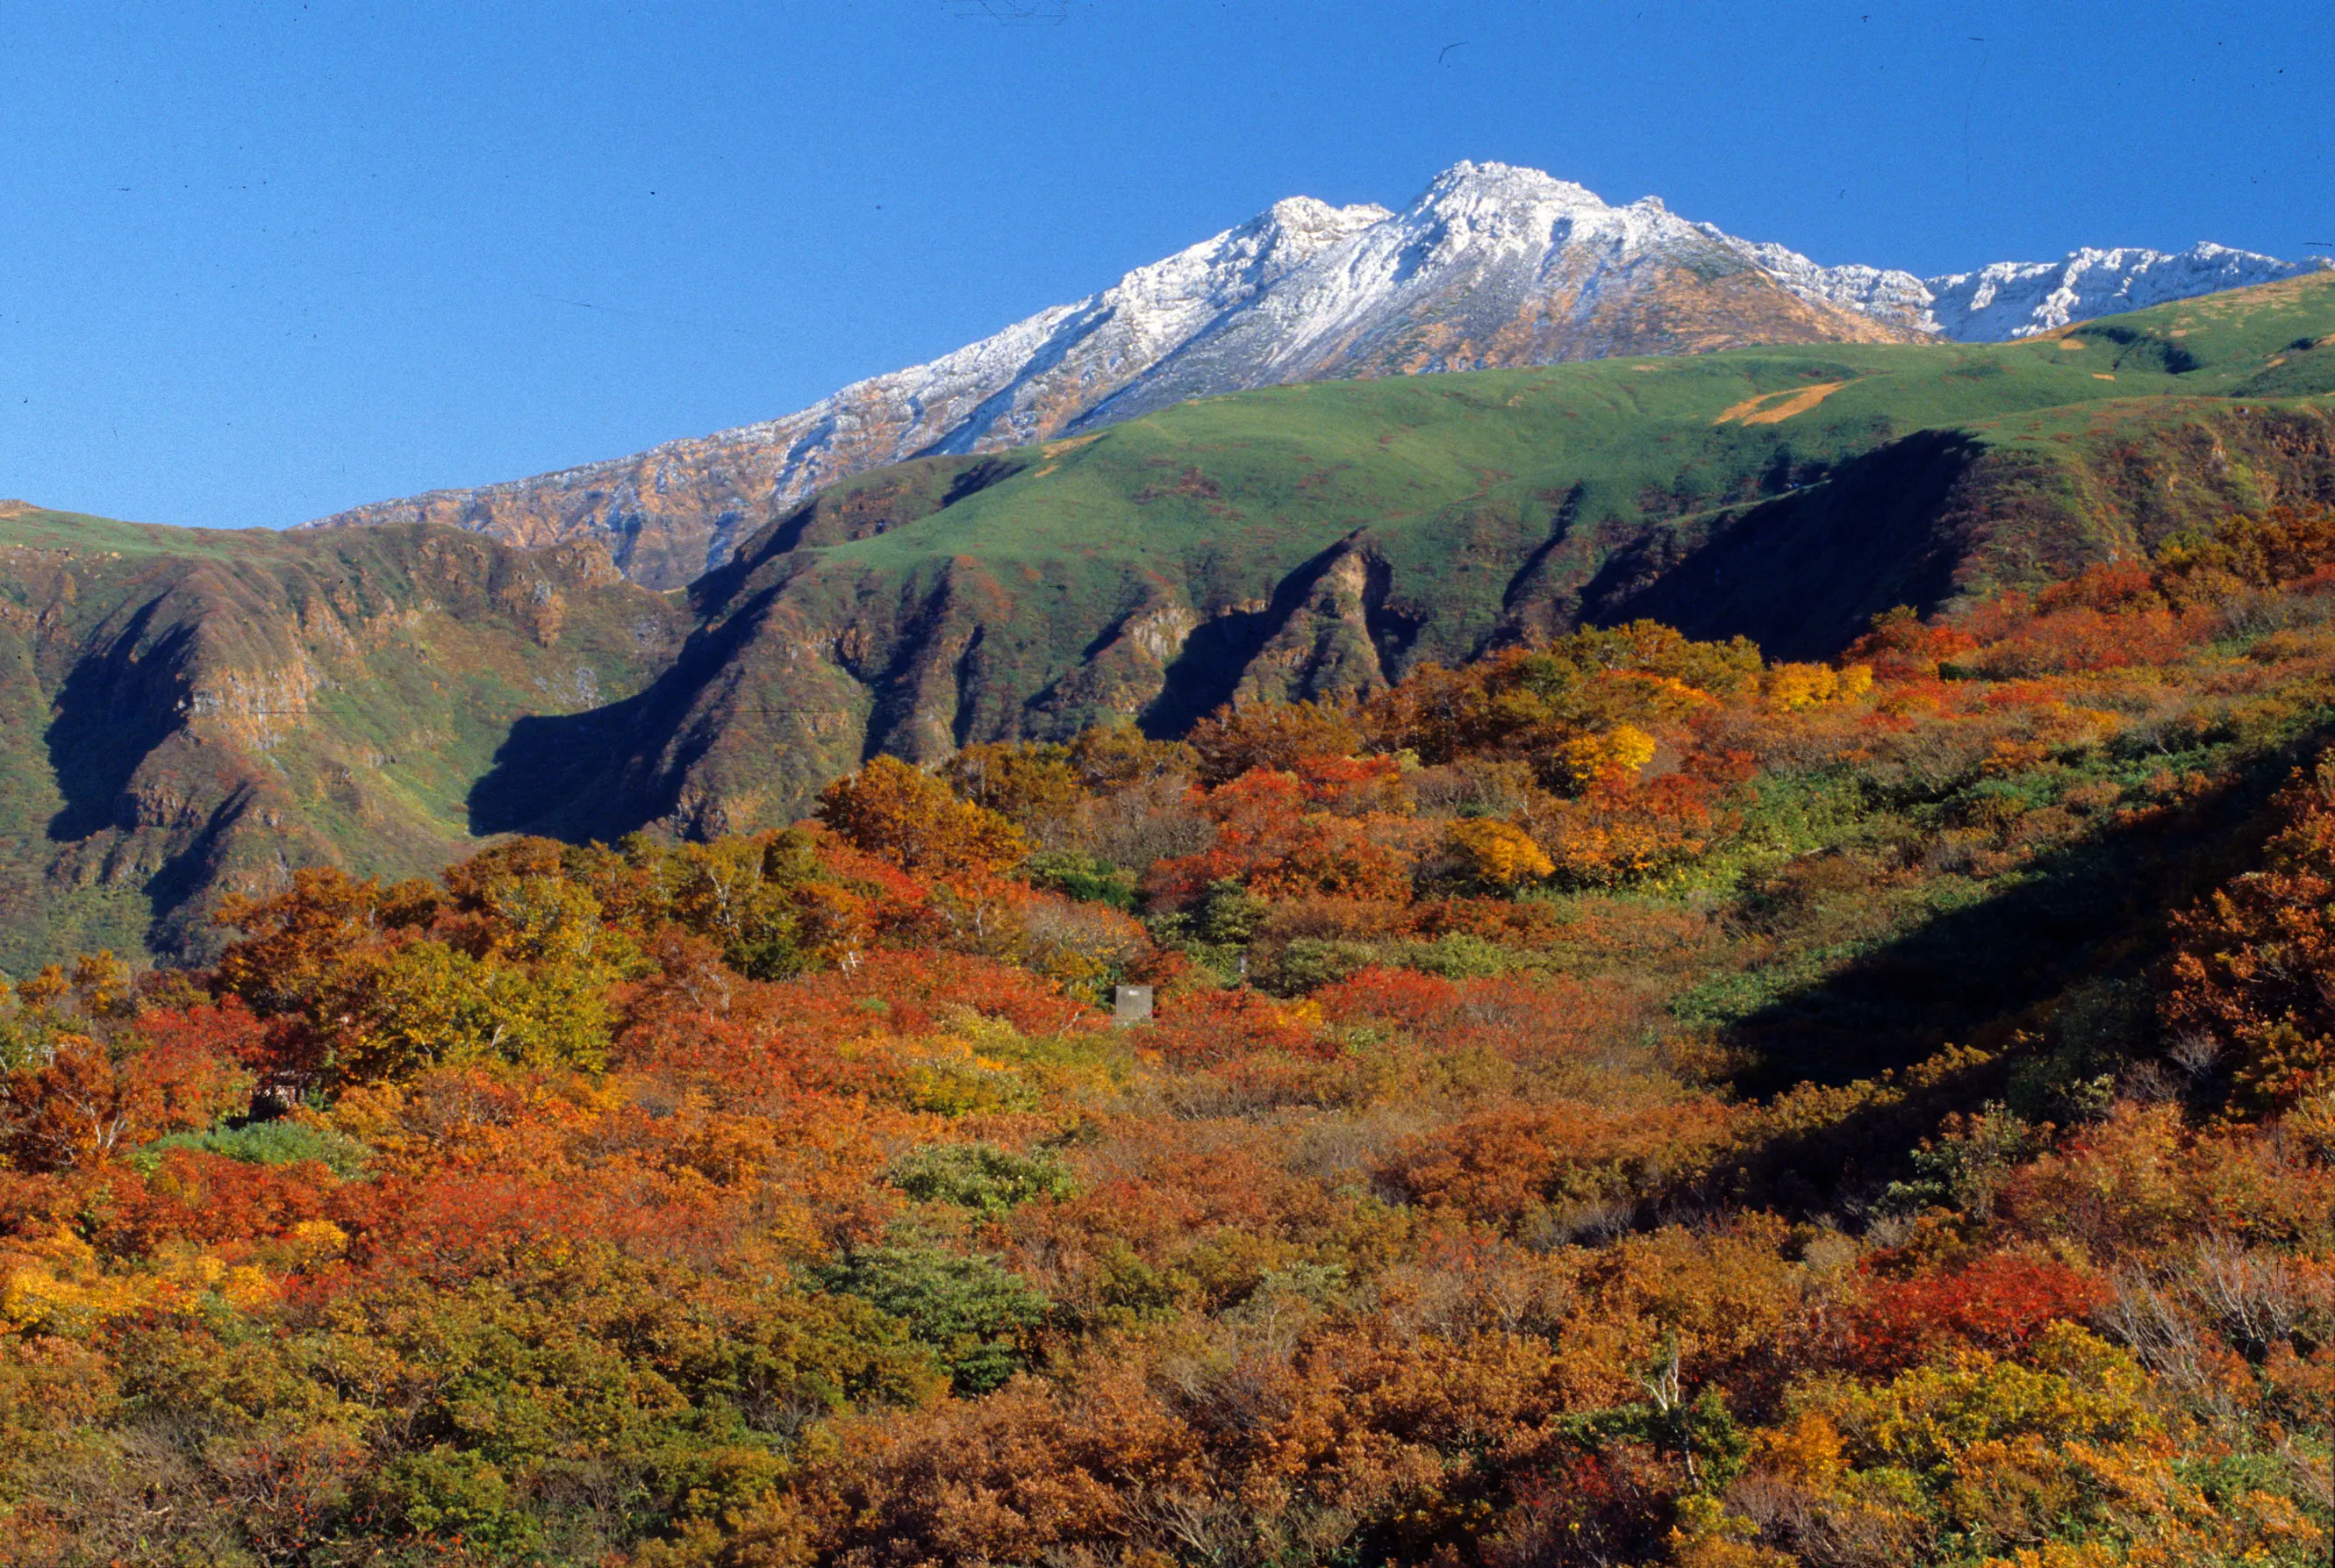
[[820, 755, 1028, 878]]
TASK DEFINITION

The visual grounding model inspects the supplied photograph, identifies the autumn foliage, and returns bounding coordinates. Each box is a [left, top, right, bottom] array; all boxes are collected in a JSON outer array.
[[7, 505, 2335, 1564]]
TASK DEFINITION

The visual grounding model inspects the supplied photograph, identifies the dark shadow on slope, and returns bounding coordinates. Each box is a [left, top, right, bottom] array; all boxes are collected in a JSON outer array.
[[1139, 535, 1364, 737], [2080, 321, 2202, 376], [936, 457, 1028, 509], [1717, 1049, 2013, 1219], [854, 566, 997, 765], [44, 599, 188, 841], [1701, 727, 2335, 1216], [691, 458, 990, 619], [1725, 731, 2317, 1099], [949, 625, 990, 750], [710, 500, 822, 594], [1497, 484, 1587, 615], [1584, 429, 1981, 661], [1362, 554, 1427, 683], [468, 685, 667, 844], [1727, 824, 2144, 1098], [467, 588, 784, 844], [141, 783, 261, 963]]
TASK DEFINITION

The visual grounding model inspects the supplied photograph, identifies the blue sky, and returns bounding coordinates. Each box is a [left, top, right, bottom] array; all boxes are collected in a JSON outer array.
[[3, 0, 2328, 531]]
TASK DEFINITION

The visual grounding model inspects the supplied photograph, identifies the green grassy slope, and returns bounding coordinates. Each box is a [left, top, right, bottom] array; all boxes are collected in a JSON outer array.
[[498, 276, 2335, 838], [798, 272, 2335, 584]]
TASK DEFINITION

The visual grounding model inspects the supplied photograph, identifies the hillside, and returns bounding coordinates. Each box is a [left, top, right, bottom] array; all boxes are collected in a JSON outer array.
[[496, 273, 2335, 841], [16, 478, 2335, 1562], [8, 275, 2335, 970], [0, 514, 684, 971], [301, 161, 2322, 589]]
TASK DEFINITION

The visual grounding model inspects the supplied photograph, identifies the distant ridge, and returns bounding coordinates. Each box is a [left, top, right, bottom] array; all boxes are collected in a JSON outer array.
[[1730, 233, 2329, 340], [304, 161, 2328, 587]]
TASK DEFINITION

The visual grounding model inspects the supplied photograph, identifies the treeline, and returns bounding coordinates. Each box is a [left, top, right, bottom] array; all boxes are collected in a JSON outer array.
[[7, 507, 2335, 1564]]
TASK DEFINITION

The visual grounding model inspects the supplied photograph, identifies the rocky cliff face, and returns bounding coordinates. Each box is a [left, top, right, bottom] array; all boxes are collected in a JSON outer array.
[[489, 397, 2335, 855]]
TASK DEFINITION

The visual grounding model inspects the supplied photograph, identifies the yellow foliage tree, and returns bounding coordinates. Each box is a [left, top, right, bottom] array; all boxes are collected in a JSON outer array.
[[1444, 819, 1556, 890], [1760, 662, 1874, 712], [1555, 722, 1658, 792]]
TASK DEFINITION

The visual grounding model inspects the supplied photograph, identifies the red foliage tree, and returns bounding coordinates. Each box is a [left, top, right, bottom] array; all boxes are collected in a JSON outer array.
[[1845, 1254, 2105, 1375]]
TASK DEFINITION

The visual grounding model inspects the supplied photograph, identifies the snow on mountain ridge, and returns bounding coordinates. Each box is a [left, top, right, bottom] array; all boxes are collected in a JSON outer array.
[[1923, 243, 2331, 340], [300, 190, 1394, 583], [1715, 230, 2329, 342], [1701, 230, 1934, 331], [1075, 161, 1841, 430], [304, 160, 2329, 587]]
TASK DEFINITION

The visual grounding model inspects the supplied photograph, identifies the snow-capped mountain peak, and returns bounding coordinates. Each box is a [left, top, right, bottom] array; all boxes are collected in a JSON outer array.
[[304, 161, 2330, 586], [1415, 160, 1607, 226]]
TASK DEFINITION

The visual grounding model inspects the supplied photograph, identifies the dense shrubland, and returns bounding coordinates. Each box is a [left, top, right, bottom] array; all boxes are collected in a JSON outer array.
[[12, 507, 2335, 1564]]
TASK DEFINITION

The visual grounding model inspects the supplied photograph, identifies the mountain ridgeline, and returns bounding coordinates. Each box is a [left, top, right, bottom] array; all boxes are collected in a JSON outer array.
[[301, 161, 2326, 589], [9, 272, 2335, 967]]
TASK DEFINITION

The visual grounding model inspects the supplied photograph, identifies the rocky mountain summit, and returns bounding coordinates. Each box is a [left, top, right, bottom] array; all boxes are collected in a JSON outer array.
[[304, 161, 2327, 587]]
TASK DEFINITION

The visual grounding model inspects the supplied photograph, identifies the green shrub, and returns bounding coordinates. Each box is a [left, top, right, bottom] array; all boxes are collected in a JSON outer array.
[[820, 1244, 1049, 1394], [363, 1447, 546, 1559], [1196, 878, 1269, 944], [1267, 938, 1382, 993], [139, 1119, 372, 1178], [1022, 849, 1139, 910], [1394, 932, 1530, 979], [886, 1142, 1075, 1212]]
